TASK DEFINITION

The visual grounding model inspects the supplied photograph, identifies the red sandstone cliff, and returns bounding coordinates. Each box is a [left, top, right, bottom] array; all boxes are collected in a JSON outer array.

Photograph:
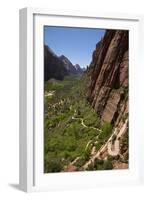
[[85, 30, 129, 168], [87, 30, 128, 126]]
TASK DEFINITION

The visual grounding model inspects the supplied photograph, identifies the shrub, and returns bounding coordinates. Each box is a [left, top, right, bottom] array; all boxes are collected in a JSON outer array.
[[99, 122, 112, 140], [83, 111, 100, 127], [94, 159, 104, 170], [95, 158, 104, 165], [107, 155, 113, 162], [63, 151, 70, 159], [91, 158, 113, 171], [87, 163, 95, 171], [76, 157, 86, 168], [45, 158, 63, 173], [83, 146, 91, 161], [103, 160, 113, 170], [95, 143, 102, 151]]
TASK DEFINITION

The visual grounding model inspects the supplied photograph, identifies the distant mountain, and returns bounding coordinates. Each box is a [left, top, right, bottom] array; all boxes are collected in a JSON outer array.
[[59, 55, 83, 75], [44, 45, 84, 81], [59, 55, 77, 74], [44, 45, 69, 81], [74, 64, 84, 74]]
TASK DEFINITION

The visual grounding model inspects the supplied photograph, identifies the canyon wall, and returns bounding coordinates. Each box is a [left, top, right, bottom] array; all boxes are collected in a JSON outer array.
[[87, 30, 129, 127]]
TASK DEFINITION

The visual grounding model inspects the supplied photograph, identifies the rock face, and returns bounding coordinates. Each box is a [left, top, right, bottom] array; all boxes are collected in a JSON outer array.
[[87, 30, 129, 125]]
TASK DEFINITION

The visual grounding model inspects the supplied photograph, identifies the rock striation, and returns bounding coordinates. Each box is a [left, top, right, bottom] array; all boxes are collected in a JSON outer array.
[[87, 30, 129, 126]]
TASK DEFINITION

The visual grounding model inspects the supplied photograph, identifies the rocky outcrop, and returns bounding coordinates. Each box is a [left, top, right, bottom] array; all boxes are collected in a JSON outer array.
[[87, 30, 128, 125]]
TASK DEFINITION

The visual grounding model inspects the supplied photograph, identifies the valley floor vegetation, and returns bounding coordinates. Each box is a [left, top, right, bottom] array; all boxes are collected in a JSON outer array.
[[44, 75, 116, 173]]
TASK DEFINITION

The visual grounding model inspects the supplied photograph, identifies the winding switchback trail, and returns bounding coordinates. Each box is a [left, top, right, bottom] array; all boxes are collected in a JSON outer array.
[[107, 119, 128, 156], [69, 112, 102, 165], [82, 119, 128, 169], [71, 115, 102, 132]]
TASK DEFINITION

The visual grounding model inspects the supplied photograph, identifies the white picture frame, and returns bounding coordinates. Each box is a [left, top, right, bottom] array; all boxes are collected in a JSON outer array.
[[19, 7, 144, 192]]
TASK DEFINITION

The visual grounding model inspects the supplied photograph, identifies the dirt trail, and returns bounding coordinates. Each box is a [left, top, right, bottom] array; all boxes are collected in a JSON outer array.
[[70, 113, 102, 165], [70, 157, 80, 165], [72, 116, 102, 132], [107, 119, 128, 156], [45, 90, 55, 97], [82, 119, 128, 169]]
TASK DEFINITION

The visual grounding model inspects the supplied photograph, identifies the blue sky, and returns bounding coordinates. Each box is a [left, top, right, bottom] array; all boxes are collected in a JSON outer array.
[[44, 26, 105, 68]]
